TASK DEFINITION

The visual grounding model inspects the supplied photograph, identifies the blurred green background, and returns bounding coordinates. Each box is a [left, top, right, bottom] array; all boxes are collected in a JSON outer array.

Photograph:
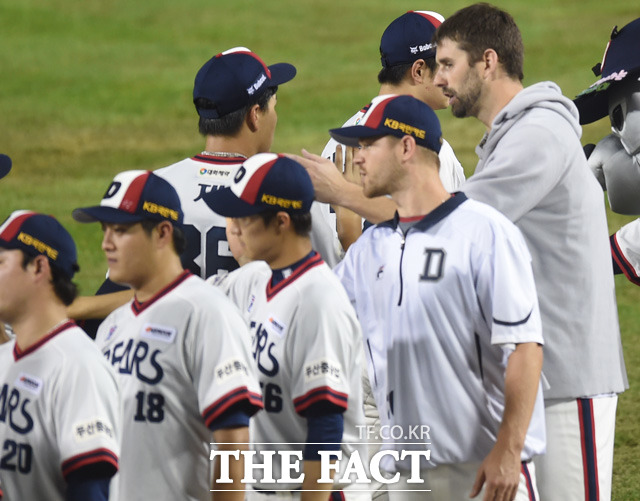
[[1, 0, 638, 496]]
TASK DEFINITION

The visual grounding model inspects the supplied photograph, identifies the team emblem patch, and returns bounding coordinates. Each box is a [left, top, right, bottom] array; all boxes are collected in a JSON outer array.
[[141, 323, 177, 343], [14, 372, 43, 395]]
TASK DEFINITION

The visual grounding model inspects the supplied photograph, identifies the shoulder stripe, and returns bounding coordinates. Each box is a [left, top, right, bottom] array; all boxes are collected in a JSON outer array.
[[293, 386, 348, 414], [202, 387, 263, 428], [61, 448, 118, 479]]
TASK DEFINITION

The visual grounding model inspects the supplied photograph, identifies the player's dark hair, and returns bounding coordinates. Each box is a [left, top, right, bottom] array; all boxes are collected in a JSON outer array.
[[433, 3, 524, 81], [197, 86, 278, 137], [140, 220, 187, 255], [378, 63, 412, 85], [377, 57, 438, 85], [21, 253, 79, 306], [258, 211, 312, 237]]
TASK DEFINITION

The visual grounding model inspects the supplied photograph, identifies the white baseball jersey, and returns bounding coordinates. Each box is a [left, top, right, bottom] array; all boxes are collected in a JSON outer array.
[[0, 321, 120, 501], [218, 255, 367, 491], [155, 154, 243, 277], [611, 218, 640, 285], [334, 194, 546, 471], [156, 154, 342, 274], [96, 271, 263, 501]]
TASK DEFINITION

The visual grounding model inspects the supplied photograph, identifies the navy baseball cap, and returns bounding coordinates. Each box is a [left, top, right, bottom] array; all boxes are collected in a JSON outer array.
[[194, 47, 297, 119], [203, 153, 314, 218], [329, 94, 442, 153], [0, 154, 12, 179], [72, 170, 184, 226], [574, 17, 640, 124], [0, 210, 79, 279], [380, 11, 445, 68]]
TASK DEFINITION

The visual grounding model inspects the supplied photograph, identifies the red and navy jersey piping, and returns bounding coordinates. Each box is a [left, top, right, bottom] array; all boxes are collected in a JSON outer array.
[[131, 270, 192, 316], [61, 448, 118, 479], [202, 386, 263, 429], [13, 320, 76, 361], [265, 252, 324, 301], [611, 233, 640, 285], [293, 386, 348, 414]]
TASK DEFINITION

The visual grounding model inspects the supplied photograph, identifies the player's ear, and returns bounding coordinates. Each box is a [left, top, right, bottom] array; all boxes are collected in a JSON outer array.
[[275, 211, 291, 233], [155, 221, 175, 248], [411, 59, 427, 84], [246, 104, 261, 132], [30, 254, 53, 283]]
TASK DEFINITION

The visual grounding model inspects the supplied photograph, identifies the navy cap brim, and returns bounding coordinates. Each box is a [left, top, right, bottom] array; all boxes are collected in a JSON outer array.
[[72, 206, 147, 224], [268, 63, 297, 86], [0, 154, 12, 180], [574, 83, 615, 125], [203, 187, 270, 218], [329, 125, 386, 148]]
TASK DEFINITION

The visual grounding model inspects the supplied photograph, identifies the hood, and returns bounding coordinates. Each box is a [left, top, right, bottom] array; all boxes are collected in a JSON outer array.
[[492, 81, 583, 140]]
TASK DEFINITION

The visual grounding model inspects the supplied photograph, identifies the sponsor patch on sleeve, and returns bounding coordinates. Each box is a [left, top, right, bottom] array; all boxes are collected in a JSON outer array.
[[140, 323, 177, 343], [73, 417, 115, 443], [214, 358, 251, 383], [303, 359, 342, 384]]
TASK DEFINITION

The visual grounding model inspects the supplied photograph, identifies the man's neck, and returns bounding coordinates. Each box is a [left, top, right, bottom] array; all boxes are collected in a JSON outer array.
[[392, 172, 452, 219], [133, 257, 185, 304], [267, 237, 313, 270], [204, 135, 259, 159], [478, 78, 524, 130], [12, 301, 69, 353]]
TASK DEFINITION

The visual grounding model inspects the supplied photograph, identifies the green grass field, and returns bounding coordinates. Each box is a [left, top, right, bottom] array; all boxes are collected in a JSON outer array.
[[1, 0, 638, 496]]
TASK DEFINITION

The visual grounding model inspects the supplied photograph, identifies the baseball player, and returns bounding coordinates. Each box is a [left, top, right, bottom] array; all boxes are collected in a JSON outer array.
[[574, 17, 640, 286], [69, 46, 339, 332], [0, 210, 120, 501], [433, 4, 628, 500], [203, 154, 368, 501], [303, 10, 465, 243], [331, 94, 545, 500], [72, 170, 263, 501]]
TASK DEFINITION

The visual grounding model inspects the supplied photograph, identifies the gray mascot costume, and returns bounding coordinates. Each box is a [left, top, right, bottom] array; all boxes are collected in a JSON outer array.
[[575, 17, 640, 286]]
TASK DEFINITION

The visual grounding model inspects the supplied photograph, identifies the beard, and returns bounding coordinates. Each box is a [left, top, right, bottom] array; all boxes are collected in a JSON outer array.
[[448, 69, 483, 118]]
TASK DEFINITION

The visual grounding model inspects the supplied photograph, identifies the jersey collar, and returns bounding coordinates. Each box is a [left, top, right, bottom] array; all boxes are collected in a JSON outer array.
[[266, 251, 324, 301], [131, 270, 192, 316], [13, 320, 76, 361], [378, 192, 467, 232]]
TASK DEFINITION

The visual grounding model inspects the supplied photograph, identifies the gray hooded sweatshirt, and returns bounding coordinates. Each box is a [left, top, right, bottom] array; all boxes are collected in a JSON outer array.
[[463, 81, 628, 399]]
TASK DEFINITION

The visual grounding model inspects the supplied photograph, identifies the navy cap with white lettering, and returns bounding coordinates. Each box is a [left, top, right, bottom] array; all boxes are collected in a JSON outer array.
[[194, 47, 297, 119], [0, 210, 79, 279], [574, 17, 640, 124], [72, 170, 184, 226], [380, 11, 444, 68], [329, 94, 442, 153], [203, 153, 314, 218]]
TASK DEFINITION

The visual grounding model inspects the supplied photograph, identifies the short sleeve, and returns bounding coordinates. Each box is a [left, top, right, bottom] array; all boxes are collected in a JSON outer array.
[[55, 350, 120, 480], [288, 287, 360, 416], [475, 219, 543, 346], [186, 290, 263, 429]]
